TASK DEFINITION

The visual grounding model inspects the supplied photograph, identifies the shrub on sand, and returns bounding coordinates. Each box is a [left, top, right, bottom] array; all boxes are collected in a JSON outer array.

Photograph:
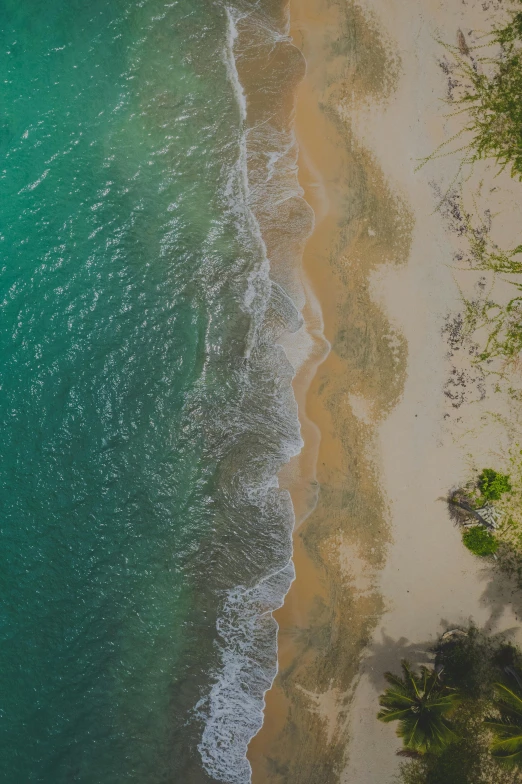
[[478, 469, 512, 501], [462, 526, 499, 556]]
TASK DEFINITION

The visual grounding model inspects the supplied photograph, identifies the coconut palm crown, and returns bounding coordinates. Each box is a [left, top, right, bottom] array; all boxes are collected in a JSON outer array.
[[377, 660, 460, 754], [485, 676, 522, 768]]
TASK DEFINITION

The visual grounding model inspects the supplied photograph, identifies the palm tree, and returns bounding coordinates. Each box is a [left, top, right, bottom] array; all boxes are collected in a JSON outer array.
[[377, 660, 460, 754], [486, 676, 522, 769]]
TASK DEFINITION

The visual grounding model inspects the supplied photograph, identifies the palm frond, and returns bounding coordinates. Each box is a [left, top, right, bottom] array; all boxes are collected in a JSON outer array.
[[377, 660, 460, 754], [486, 674, 522, 768]]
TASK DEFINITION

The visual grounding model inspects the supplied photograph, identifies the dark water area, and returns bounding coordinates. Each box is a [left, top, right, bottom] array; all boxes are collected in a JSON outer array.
[[0, 0, 309, 781]]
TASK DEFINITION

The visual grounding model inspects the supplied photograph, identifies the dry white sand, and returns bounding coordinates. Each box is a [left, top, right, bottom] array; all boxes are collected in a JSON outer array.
[[342, 1, 522, 781]]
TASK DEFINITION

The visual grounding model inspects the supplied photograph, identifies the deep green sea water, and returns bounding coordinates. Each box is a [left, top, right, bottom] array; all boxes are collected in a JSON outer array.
[[0, 1, 306, 781]]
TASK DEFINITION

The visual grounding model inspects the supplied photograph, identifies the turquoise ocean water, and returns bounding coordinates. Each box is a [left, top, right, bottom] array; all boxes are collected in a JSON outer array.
[[0, 1, 309, 781]]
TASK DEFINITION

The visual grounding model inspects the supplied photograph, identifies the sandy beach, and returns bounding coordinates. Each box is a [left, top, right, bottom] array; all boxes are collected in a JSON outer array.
[[249, 0, 522, 782]]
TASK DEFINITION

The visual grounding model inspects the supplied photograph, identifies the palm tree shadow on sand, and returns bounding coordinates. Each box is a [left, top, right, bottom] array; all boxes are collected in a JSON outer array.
[[477, 558, 522, 634], [357, 545, 522, 698], [361, 630, 435, 692], [361, 604, 519, 697]]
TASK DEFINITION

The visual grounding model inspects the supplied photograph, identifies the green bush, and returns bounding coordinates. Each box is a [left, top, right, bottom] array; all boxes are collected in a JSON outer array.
[[478, 469, 512, 501], [462, 527, 499, 556], [451, 8, 522, 180]]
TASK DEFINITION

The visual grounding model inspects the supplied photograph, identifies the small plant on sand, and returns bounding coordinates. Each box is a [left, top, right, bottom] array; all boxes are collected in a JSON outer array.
[[428, 7, 522, 375], [479, 468, 512, 501], [424, 5, 522, 179], [450, 453, 522, 588], [453, 9, 522, 180], [463, 526, 499, 556], [378, 661, 460, 754], [449, 467, 511, 525], [437, 193, 522, 377], [472, 293, 522, 367]]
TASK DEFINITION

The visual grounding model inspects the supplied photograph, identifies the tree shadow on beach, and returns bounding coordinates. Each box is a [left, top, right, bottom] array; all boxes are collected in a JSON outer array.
[[476, 555, 522, 635], [359, 606, 520, 695], [357, 548, 522, 695], [361, 629, 435, 691]]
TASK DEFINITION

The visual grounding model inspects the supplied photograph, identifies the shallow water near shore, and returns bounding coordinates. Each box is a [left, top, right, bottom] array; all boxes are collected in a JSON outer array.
[[0, 1, 311, 781]]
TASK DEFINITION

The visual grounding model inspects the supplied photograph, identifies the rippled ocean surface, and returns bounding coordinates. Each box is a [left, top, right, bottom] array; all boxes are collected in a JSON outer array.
[[0, 0, 308, 781]]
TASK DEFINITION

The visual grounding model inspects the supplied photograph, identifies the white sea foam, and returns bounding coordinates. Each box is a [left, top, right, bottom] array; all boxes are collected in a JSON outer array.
[[196, 5, 317, 783], [196, 559, 295, 784], [222, 6, 274, 358], [224, 8, 247, 125], [18, 168, 50, 194]]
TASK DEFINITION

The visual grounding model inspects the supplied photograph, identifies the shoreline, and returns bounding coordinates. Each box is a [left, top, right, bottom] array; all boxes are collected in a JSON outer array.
[[249, 0, 408, 778], [249, 0, 522, 782]]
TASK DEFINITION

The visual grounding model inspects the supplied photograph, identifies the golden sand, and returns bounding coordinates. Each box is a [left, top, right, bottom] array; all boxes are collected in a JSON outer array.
[[249, 0, 411, 780]]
